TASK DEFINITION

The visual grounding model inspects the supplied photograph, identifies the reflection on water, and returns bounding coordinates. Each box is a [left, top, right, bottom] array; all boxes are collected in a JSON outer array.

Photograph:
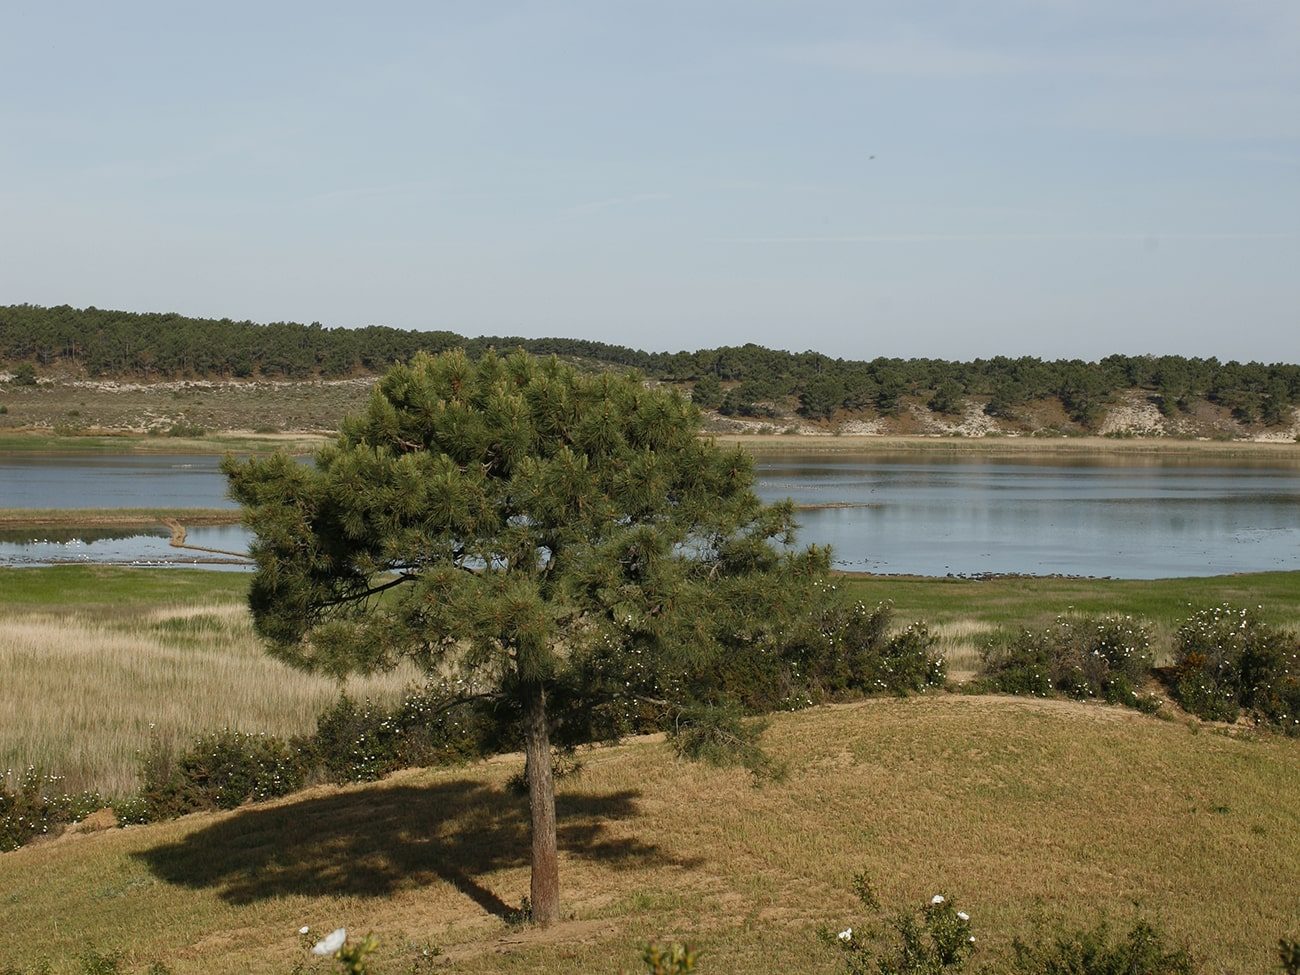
[[0, 526, 168, 545], [0, 525, 251, 570], [0, 450, 1298, 578]]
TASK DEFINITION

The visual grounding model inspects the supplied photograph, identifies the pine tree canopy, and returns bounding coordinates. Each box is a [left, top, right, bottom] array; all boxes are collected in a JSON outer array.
[[224, 347, 825, 700], [224, 348, 828, 924]]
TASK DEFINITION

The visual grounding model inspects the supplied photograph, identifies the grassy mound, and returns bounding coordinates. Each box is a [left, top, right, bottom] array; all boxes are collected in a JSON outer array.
[[2, 696, 1296, 973]]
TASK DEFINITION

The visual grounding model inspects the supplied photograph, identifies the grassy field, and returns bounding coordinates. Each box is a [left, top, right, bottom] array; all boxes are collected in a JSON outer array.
[[1, 696, 1297, 974], [0, 567, 417, 797]]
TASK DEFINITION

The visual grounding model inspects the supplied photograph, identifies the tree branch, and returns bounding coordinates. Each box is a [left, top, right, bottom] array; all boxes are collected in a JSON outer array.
[[320, 573, 416, 608]]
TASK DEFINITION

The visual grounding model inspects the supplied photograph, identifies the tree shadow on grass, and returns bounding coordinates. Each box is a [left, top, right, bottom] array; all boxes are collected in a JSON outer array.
[[135, 780, 691, 917]]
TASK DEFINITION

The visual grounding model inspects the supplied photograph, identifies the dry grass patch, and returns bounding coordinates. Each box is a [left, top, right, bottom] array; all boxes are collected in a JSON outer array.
[[925, 619, 997, 679], [1, 696, 1296, 974]]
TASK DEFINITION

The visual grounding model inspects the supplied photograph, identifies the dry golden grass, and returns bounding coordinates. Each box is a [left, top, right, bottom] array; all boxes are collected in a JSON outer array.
[[924, 619, 997, 679], [0, 601, 418, 796], [1, 696, 1296, 974]]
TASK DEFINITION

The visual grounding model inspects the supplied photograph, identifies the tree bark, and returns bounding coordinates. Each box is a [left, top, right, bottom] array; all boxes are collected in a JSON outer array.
[[523, 681, 560, 926]]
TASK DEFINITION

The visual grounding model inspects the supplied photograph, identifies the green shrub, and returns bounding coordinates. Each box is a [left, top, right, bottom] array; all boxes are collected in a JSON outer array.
[[9, 363, 37, 386], [791, 598, 945, 699], [666, 700, 784, 782], [639, 943, 698, 974], [310, 683, 495, 785], [1280, 938, 1300, 975], [981, 615, 1156, 708], [1173, 605, 1299, 731], [1010, 919, 1195, 975], [111, 794, 151, 826], [136, 730, 306, 819], [822, 875, 1199, 975], [310, 695, 404, 784], [0, 766, 103, 852]]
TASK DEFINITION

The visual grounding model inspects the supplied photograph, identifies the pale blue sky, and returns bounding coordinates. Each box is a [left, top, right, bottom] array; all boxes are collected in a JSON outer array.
[[2, 1, 1297, 360]]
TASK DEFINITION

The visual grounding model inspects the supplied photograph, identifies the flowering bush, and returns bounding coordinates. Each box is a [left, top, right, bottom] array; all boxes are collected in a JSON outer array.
[[310, 683, 496, 784], [789, 596, 945, 699], [981, 615, 1156, 709], [310, 695, 409, 784], [1173, 605, 1299, 732], [0, 766, 103, 852], [135, 729, 307, 820], [822, 874, 1208, 975], [822, 874, 976, 975]]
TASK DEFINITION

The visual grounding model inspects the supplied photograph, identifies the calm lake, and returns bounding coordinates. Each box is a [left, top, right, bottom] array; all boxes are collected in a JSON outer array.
[[1, 451, 1298, 578]]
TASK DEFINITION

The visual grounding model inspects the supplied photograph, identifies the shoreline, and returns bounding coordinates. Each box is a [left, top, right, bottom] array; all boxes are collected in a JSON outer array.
[[0, 508, 242, 531], [712, 432, 1300, 459], [0, 429, 329, 455], [2, 426, 1297, 458]]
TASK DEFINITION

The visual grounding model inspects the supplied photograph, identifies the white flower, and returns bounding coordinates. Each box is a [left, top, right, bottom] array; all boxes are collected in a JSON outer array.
[[312, 928, 347, 955], [969, 936, 976, 943], [957, 911, 969, 921], [931, 895, 945, 905], [837, 928, 852, 941], [299, 926, 310, 935]]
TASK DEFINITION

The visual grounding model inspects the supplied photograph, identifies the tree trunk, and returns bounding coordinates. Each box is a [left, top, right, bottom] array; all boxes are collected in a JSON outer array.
[[523, 681, 560, 926]]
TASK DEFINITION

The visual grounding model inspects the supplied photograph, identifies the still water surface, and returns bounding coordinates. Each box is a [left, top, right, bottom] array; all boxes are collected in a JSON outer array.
[[2, 451, 1298, 577], [756, 454, 1300, 577]]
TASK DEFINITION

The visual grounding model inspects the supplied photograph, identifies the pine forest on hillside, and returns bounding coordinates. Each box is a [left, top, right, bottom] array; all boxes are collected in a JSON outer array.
[[3, 304, 1299, 429]]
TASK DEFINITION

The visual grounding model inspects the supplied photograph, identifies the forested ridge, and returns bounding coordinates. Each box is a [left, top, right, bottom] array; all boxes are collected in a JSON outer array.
[[3, 303, 1299, 427]]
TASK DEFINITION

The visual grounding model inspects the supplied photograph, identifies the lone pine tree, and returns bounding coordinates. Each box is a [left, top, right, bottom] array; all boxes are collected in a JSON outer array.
[[224, 348, 822, 925]]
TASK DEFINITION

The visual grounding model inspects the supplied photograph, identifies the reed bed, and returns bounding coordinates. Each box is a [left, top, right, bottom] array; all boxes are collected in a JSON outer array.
[[0, 601, 417, 796]]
